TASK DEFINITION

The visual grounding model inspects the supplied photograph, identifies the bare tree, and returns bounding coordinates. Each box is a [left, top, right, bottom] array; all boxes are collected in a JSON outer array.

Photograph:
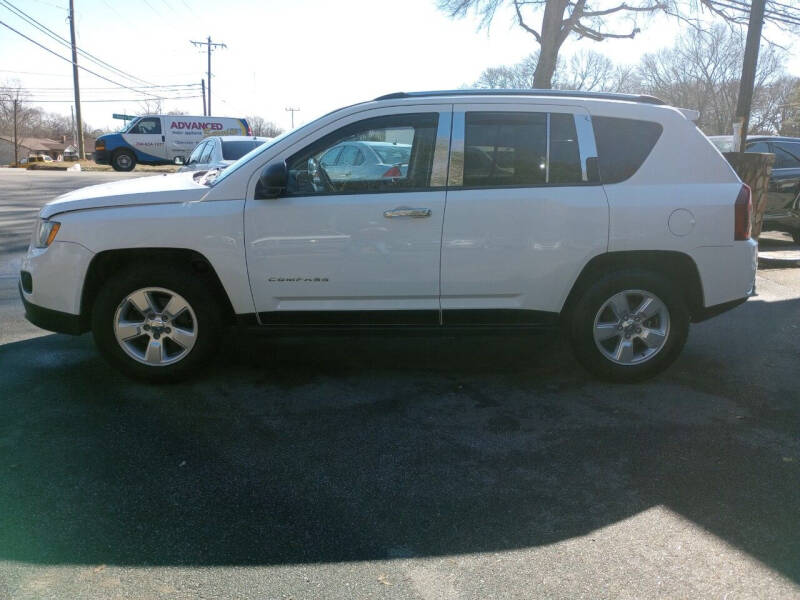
[[473, 49, 639, 92], [637, 25, 785, 134], [0, 81, 36, 163], [246, 115, 284, 137], [437, 0, 800, 89], [137, 98, 163, 115]]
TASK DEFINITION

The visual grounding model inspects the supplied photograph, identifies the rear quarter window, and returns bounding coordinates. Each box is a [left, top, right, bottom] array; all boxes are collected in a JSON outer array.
[[592, 116, 663, 184]]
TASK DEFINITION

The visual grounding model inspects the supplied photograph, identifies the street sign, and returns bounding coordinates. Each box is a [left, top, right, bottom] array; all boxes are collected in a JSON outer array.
[[112, 113, 136, 120]]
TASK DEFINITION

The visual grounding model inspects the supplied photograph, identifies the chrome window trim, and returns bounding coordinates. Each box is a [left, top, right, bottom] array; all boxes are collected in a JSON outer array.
[[430, 110, 453, 187], [545, 113, 551, 184], [448, 111, 465, 187], [574, 112, 598, 182]]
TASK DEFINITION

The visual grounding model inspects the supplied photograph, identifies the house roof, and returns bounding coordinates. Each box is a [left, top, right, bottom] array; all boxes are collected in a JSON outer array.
[[0, 134, 95, 153]]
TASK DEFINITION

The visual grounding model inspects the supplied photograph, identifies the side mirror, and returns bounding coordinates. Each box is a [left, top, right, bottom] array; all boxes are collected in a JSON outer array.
[[174, 156, 185, 165], [256, 161, 288, 199]]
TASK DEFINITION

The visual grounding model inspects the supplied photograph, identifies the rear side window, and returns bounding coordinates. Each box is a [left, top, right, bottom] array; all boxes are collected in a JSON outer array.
[[464, 112, 547, 187], [772, 142, 800, 168], [549, 113, 582, 184], [592, 116, 662, 184]]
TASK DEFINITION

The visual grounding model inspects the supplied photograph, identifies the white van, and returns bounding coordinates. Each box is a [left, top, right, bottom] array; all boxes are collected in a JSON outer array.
[[94, 115, 252, 171]]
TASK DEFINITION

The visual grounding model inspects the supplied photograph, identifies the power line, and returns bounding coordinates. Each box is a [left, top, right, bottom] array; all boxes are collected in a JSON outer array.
[[0, 18, 162, 98], [24, 95, 203, 103], [7, 84, 201, 91], [0, 0, 154, 86]]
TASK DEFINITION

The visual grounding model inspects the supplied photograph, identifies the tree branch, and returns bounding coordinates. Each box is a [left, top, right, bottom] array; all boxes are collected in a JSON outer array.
[[512, 0, 542, 42], [573, 21, 641, 40], [579, 2, 666, 18]]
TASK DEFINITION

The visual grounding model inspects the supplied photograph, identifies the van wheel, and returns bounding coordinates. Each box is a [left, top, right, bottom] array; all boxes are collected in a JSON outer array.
[[568, 269, 689, 382], [91, 266, 221, 382], [112, 149, 136, 172]]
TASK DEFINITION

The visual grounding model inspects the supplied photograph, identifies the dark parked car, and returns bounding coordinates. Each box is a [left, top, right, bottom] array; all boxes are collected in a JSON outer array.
[[709, 135, 800, 243]]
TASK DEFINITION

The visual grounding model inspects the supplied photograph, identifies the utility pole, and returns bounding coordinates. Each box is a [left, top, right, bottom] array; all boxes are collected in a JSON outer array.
[[12, 98, 18, 166], [68, 0, 85, 159], [201, 79, 206, 116], [285, 107, 300, 129], [1, 92, 20, 164], [70, 105, 75, 145], [733, 0, 766, 152], [190, 36, 226, 116]]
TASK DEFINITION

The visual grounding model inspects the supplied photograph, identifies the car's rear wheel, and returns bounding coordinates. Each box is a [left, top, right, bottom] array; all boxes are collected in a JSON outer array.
[[111, 149, 136, 172], [569, 269, 689, 382], [91, 267, 221, 382]]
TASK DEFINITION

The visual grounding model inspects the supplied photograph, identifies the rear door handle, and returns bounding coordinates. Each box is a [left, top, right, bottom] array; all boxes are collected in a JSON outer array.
[[383, 207, 431, 218]]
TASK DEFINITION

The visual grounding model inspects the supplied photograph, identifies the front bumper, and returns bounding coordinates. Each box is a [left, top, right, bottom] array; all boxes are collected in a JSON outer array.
[[93, 148, 109, 165], [19, 240, 94, 327], [19, 282, 85, 334]]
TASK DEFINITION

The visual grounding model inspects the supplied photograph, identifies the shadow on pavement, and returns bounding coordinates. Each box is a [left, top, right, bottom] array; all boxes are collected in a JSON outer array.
[[0, 297, 798, 582]]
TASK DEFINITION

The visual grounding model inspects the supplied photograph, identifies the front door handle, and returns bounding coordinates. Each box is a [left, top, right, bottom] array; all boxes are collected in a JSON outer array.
[[383, 207, 431, 218]]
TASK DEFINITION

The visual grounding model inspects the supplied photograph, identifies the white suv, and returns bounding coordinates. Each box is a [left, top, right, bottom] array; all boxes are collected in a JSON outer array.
[[20, 90, 757, 382]]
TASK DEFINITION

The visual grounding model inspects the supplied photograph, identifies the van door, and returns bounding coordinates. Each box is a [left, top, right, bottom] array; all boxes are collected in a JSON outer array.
[[244, 107, 451, 325], [123, 116, 167, 161], [440, 104, 608, 324]]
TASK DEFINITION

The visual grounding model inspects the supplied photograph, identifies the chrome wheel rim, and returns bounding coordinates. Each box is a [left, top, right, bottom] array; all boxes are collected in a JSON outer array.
[[593, 289, 670, 366], [116, 154, 132, 169], [113, 287, 198, 366]]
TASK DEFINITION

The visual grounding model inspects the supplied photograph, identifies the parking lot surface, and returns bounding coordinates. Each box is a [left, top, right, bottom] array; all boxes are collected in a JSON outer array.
[[0, 169, 799, 599]]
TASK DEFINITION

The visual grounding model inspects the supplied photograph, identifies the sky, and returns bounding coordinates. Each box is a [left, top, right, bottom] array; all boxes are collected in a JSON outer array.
[[1, 0, 799, 133]]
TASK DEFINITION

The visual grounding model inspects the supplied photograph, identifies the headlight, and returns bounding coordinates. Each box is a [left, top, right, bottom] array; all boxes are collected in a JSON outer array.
[[33, 219, 61, 248]]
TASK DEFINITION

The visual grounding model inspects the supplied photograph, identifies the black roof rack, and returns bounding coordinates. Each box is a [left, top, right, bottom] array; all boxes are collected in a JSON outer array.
[[374, 89, 666, 106]]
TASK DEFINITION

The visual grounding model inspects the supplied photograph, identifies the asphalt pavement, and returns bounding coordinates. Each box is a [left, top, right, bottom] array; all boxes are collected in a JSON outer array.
[[0, 169, 799, 599]]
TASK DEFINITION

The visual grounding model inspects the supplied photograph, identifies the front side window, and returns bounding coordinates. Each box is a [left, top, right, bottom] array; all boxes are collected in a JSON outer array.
[[773, 142, 800, 169], [339, 145, 360, 166], [320, 146, 342, 167], [285, 113, 438, 196], [188, 141, 207, 164], [199, 140, 215, 164], [129, 117, 161, 135]]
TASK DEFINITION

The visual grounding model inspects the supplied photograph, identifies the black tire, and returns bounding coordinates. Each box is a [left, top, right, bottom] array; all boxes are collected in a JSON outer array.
[[111, 149, 136, 172], [792, 230, 800, 245], [568, 269, 690, 382], [91, 266, 222, 383]]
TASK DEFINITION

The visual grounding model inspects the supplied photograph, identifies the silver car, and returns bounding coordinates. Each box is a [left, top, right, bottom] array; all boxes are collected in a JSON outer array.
[[180, 136, 271, 172], [318, 140, 411, 182]]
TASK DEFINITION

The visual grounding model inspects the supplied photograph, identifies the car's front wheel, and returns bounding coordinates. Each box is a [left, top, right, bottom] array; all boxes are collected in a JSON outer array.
[[111, 149, 136, 172], [91, 267, 221, 382], [569, 269, 689, 382]]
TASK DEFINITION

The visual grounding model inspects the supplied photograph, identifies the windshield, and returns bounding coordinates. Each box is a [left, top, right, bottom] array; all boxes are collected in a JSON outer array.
[[121, 118, 140, 133], [212, 129, 295, 186], [221, 140, 266, 160]]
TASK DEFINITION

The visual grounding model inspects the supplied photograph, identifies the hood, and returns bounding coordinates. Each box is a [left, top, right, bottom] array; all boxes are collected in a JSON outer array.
[[40, 172, 209, 219]]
